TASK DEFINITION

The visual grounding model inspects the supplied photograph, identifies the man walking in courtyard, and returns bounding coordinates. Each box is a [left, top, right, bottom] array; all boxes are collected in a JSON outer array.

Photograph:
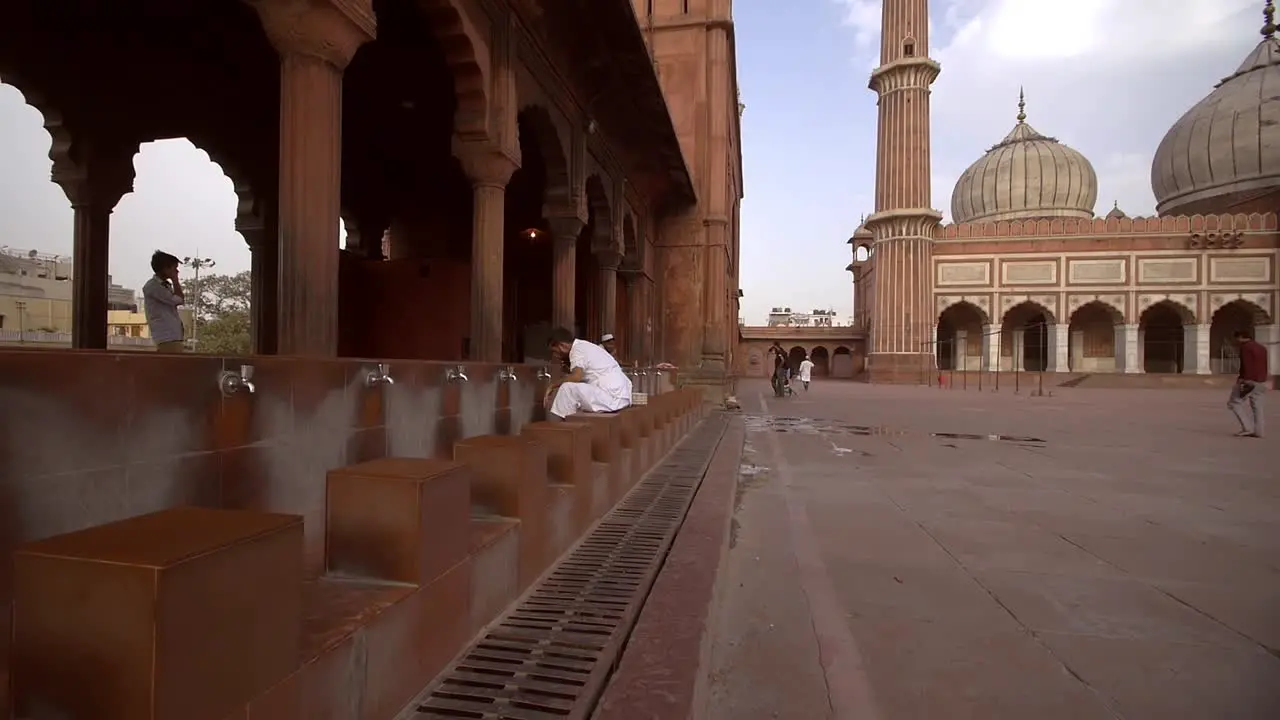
[[768, 341, 787, 397], [798, 353, 815, 391], [544, 327, 632, 420], [1228, 329, 1268, 438]]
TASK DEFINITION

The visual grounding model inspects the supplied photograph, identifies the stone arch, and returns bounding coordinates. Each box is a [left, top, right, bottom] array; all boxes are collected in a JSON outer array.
[[418, 0, 489, 137], [1209, 299, 1270, 373], [621, 213, 641, 269], [0, 72, 90, 198], [516, 105, 571, 206], [1209, 296, 1272, 325], [938, 302, 988, 371], [1001, 301, 1054, 372], [1067, 301, 1123, 372], [787, 345, 807, 374], [832, 345, 854, 378], [938, 300, 991, 327], [853, 244, 872, 262], [584, 174, 616, 251], [1139, 300, 1193, 373], [810, 345, 830, 376]]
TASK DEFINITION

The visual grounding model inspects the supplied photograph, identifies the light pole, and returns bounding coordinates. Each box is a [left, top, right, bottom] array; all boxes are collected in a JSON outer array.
[[14, 300, 26, 343], [181, 253, 215, 347]]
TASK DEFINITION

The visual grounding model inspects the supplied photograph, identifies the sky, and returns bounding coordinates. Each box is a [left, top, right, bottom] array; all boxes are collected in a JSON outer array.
[[0, 0, 1269, 323]]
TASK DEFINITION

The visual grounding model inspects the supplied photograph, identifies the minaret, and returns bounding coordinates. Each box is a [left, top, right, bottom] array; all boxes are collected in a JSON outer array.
[[864, 0, 943, 382]]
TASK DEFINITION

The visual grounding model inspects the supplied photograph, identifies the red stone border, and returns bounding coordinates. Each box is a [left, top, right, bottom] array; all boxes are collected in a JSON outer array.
[[593, 416, 745, 720]]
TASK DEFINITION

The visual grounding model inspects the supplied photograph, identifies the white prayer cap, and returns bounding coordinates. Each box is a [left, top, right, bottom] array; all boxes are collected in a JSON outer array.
[[600, 333, 615, 342]]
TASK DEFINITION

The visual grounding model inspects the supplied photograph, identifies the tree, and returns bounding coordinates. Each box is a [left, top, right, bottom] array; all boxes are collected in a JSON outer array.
[[188, 270, 252, 355]]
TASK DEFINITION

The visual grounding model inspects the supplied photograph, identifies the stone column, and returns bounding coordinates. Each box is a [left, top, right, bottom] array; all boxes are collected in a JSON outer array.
[[981, 323, 999, 370], [54, 148, 135, 350], [235, 184, 277, 354], [1182, 323, 1211, 374], [596, 249, 622, 339], [1258, 324, 1280, 378], [701, 218, 729, 370], [253, 0, 372, 356], [952, 330, 967, 370], [1047, 324, 1069, 372], [1011, 329, 1026, 371], [1114, 324, 1141, 373], [622, 272, 644, 362], [547, 215, 583, 333], [456, 145, 519, 361], [1070, 329, 1085, 371]]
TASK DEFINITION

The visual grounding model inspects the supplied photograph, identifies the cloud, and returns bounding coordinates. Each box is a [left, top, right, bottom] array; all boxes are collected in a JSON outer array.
[[836, 0, 1266, 220]]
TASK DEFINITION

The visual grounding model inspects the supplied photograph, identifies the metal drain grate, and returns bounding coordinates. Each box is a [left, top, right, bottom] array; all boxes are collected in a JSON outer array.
[[407, 414, 728, 720]]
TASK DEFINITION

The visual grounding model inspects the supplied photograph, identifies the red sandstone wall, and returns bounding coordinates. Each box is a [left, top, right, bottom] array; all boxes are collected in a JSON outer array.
[[340, 256, 470, 360]]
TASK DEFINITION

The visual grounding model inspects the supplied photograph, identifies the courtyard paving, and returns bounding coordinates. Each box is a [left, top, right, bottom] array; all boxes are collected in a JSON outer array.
[[701, 379, 1280, 720]]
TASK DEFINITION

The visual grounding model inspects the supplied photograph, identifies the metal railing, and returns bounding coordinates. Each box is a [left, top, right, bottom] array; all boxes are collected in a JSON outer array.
[[0, 330, 156, 347]]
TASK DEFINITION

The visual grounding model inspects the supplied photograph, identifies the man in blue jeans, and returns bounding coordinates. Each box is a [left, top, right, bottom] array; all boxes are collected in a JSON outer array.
[[1228, 329, 1268, 438]]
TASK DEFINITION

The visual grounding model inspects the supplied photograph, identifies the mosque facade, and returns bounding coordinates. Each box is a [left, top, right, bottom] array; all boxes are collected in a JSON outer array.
[[851, 0, 1280, 381]]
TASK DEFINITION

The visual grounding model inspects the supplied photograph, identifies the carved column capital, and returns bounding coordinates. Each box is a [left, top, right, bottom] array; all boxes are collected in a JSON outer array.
[[249, 0, 375, 69], [454, 139, 520, 188], [52, 145, 136, 211], [546, 215, 585, 245], [595, 248, 623, 271]]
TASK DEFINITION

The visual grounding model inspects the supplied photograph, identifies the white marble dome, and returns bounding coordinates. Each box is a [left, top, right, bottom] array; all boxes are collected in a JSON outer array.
[[950, 93, 1098, 224], [1151, 8, 1280, 216]]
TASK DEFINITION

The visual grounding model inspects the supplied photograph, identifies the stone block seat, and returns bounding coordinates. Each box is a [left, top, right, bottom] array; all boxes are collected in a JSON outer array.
[[6, 389, 707, 720]]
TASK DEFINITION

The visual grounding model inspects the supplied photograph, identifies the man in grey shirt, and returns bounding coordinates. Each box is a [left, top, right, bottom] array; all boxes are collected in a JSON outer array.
[[143, 250, 186, 353]]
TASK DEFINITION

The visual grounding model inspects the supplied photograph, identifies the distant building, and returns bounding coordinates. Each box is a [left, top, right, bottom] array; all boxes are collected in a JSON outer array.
[[0, 246, 185, 348], [765, 307, 840, 327]]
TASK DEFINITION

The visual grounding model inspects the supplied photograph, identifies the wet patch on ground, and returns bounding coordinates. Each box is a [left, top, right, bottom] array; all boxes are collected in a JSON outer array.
[[731, 439, 770, 549], [743, 414, 1046, 446]]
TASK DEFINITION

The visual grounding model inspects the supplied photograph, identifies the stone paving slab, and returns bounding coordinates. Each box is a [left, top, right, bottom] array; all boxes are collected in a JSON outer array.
[[697, 380, 1280, 720]]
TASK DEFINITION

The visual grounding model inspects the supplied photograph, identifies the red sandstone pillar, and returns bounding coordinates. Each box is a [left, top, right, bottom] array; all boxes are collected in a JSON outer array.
[[252, 0, 373, 357], [235, 183, 278, 354], [54, 149, 135, 350], [547, 215, 584, 333], [457, 145, 519, 361], [596, 249, 621, 338], [701, 218, 729, 368]]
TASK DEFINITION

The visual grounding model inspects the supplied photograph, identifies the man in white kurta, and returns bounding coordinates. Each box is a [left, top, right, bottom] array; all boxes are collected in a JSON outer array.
[[546, 331, 632, 420], [797, 356, 814, 390]]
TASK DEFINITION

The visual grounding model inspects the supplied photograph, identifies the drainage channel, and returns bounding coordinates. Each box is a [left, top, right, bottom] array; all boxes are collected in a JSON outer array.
[[404, 414, 729, 720]]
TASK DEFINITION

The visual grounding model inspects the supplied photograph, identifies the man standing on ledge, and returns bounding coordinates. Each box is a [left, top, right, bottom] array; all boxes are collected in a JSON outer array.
[[545, 327, 633, 421], [1228, 329, 1268, 438]]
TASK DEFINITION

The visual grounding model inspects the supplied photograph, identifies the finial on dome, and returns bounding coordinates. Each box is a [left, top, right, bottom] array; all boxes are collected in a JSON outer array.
[[1016, 87, 1026, 123], [1264, 0, 1276, 39]]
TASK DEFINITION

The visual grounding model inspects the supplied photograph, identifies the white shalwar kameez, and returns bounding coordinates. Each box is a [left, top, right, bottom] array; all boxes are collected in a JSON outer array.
[[550, 339, 633, 419]]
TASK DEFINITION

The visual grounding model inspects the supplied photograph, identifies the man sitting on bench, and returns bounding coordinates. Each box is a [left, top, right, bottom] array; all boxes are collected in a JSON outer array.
[[544, 326, 633, 421]]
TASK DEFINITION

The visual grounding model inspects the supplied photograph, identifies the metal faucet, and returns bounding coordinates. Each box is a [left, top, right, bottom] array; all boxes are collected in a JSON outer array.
[[219, 364, 256, 396], [498, 366, 517, 382], [536, 366, 552, 380], [364, 363, 394, 388], [446, 365, 469, 383]]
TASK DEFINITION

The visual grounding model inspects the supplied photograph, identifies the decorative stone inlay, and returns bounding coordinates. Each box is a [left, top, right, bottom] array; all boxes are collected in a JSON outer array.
[[1067, 258, 1126, 284], [1209, 255, 1271, 283], [1137, 257, 1197, 283], [1001, 260, 1057, 285], [1000, 293, 1057, 313], [1138, 293, 1199, 320], [1210, 292, 1273, 319], [936, 262, 990, 286], [1066, 293, 1125, 315], [1188, 231, 1244, 249], [935, 294, 992, 321]]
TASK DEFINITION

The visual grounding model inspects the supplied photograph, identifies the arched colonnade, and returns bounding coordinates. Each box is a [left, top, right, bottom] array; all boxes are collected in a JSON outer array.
[[936, 297, 1279, 374], [0, 0, 666, 363], [741, 342, 861, 379]]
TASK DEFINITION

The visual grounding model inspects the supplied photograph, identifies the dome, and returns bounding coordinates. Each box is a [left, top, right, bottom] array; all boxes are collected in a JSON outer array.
[[1151, 3, 1280, 216], [950, 91, 1098, 224]]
